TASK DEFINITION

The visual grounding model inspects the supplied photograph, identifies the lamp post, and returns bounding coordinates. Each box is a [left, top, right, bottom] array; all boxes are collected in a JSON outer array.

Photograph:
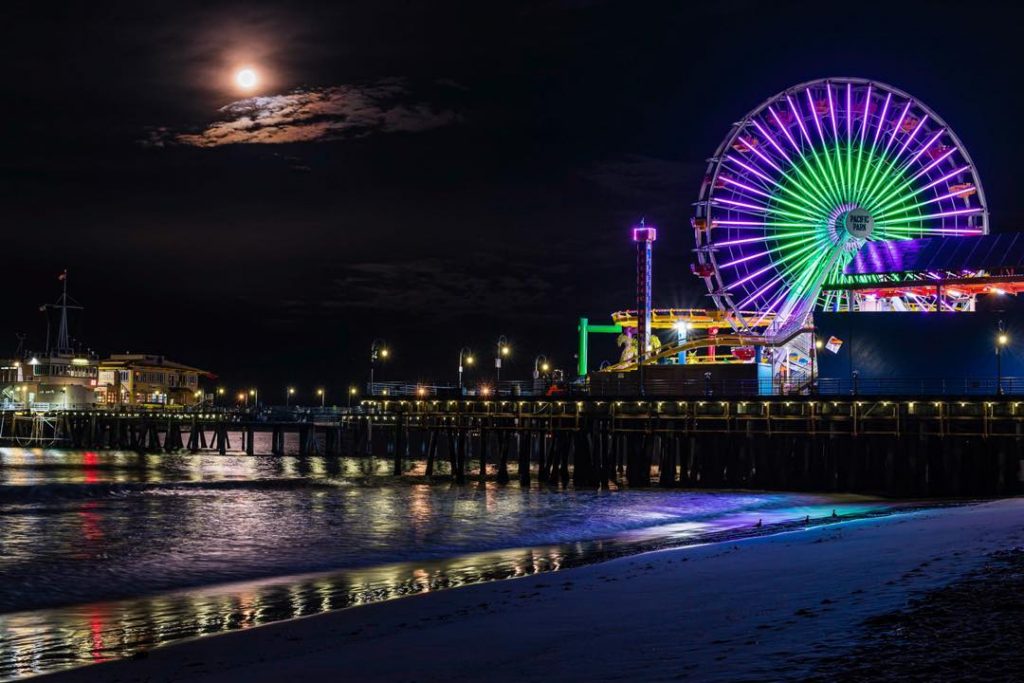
[[249, 388, 258, 410], [286, 386, 295, 407], [348, 386, 357, 408], [533, 355, 550, 394], [458, 347, 474, 393], [996, 321, 1009, 396], [495, 335, 510, 389], [370, 339, 389, 397], [812, 335, 823, 395], [316, 388, 325, 407]]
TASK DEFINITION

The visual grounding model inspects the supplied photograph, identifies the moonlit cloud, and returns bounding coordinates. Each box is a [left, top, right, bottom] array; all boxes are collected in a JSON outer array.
[[149, 79, 460, 148]]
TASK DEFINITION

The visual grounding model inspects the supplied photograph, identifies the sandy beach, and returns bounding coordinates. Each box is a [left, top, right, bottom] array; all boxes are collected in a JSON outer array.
[[37, 498, 1024, 682]]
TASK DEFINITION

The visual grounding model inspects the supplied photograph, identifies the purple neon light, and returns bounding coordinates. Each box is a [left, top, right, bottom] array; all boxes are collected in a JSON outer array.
[[788, 94, 813, 147], [740, 136, 785, 175], [806, 88, 825, 143], [872, 92, 892, 147], [632, 226, 657, 242], [885, 101, 912, 155], [846, 82, 853, 143], [827, 83, 839, 140], [770, 105, 800, 151], [876, 207, 984, 224], [896, 114, 929, 160], [751, 118, 791, 164], [860, 84, 872, 145], [903, 129, 944, 170]]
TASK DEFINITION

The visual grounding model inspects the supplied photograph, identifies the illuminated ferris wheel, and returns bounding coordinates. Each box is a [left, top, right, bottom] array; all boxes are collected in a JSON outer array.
[[693, 77, 988, 331]]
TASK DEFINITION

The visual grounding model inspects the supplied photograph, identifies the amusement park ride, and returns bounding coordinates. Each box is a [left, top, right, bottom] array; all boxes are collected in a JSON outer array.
[[588, 77, 1023, 394]]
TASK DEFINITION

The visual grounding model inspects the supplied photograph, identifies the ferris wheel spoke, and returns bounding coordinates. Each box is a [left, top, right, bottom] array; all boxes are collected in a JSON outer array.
[[736, 275, 785, 311], [723, 238, 823, 292], [826, 84, 848, 193], [859, 84, 872, 147], [769, 103, 841, 206], [713, 197, 820, 224], [737, 134, 832, 213], [874, 185, 978, 222], [872, 92, 892, 148], [883, 101, 913, 158], [805, 88, 845, 203], [872, 164, 971, 216], [865, 128, 946, 213], [875, 207, 985, 225], [726, 155, 831, 216], [856, 133, 920, 213], [786, 95, 814, 148], [750, 118, 792, 165], [869, 150, 961, 215]]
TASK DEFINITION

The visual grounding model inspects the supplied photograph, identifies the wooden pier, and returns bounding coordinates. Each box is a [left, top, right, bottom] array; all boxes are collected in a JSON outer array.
[[1, 397, 1021, 496]]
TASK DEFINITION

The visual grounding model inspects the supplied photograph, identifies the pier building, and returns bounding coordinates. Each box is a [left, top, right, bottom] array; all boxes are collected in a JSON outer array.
[[96, 354, 212, 408]]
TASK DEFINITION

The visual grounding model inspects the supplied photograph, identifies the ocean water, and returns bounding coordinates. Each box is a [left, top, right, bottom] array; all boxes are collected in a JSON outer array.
[[0, 441, 895, 680]]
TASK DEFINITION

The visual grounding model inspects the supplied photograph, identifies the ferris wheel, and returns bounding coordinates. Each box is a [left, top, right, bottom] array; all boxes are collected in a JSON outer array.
[[693, 77, 988, 332]]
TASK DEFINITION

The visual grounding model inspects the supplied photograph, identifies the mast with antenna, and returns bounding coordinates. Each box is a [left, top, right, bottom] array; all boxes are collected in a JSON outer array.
[[40, 269, 81, 356]]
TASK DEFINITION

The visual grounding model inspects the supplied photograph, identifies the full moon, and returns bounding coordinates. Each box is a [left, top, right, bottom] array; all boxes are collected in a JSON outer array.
[[235, 68, 258, 90]]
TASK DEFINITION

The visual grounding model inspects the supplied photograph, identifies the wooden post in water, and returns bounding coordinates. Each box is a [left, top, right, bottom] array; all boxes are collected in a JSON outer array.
[[425, 427, 437, 477], [478, 425, 488, 484], [518, 429, 532, 487], [393, 414, 405, 476], [497, 431, 510, 484]]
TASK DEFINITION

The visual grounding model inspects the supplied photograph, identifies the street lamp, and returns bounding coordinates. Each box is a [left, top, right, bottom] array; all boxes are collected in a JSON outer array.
[[370, 339, 389, 396], [348, 386, 357, 407], [996, 321, 1009, 396], [533, 354, 550, 379], [249, 388, 258, 409], [317, 387, 325, 407], [495, 335, 510, 388], [238, 392, 246, 406], [811, 335, 823, 395], [458, 347, 475, 393], [286, 386, 295, 406]]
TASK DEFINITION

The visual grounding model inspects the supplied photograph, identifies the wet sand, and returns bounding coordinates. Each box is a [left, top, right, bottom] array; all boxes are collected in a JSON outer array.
[[39, 499, 1024, 682]]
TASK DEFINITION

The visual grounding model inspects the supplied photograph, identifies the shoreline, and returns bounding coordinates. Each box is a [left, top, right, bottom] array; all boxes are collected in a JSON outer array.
[[36, 498, 1024, 682]]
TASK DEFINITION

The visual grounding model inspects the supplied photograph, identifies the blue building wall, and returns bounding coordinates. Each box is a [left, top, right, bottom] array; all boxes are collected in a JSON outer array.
[[814, 296, 1024, 389]]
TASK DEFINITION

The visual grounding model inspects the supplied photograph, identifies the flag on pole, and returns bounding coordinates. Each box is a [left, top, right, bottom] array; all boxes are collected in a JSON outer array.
[[825, 336, 843, 354], [58, 270, 67, 281]]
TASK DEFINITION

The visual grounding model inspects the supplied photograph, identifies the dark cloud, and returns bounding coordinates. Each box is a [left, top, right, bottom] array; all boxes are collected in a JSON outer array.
[[310, 256, 570, 322], [147, 79, 461, 148]]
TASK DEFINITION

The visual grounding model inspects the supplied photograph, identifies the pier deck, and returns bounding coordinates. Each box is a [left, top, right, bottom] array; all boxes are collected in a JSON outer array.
[[1, 397, 1021, 496]]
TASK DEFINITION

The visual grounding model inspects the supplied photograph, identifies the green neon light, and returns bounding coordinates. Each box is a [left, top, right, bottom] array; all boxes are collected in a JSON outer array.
[[763, 138, 929, 302]]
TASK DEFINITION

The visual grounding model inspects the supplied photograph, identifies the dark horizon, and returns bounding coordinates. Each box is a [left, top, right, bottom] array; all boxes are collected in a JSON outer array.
[[6, 0, 1024, 399]]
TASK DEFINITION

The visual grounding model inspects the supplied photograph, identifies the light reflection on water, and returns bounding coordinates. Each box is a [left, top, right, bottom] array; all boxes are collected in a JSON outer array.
[[0, 446, 897, 681]]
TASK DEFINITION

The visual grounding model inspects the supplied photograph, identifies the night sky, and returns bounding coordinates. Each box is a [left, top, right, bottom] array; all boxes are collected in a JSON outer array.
[[5, 0, 1023, 398]]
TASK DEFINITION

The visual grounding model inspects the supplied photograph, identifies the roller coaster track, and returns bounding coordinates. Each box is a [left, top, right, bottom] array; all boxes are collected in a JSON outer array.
[[601, 324, 813, 372]]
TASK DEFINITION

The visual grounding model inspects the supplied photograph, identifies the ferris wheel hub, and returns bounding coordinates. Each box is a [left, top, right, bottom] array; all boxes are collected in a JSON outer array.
[[839, 207, 874, 240]]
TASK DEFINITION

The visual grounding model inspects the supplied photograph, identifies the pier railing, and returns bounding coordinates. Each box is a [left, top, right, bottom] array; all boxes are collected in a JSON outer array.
[[364, 376, 1024, 399]]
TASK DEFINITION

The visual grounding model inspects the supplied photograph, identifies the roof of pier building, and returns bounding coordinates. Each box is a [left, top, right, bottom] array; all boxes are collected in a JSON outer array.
[[844, 233, 1024, 276], [100, 354, 214, 378]]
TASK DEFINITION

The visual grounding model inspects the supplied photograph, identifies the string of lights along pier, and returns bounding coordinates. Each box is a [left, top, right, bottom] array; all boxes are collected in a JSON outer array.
[[693, 77, 988, 329]]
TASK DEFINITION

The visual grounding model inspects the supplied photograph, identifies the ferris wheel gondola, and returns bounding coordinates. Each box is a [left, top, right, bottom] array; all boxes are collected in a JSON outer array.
[[693, 78, 988, 332]]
